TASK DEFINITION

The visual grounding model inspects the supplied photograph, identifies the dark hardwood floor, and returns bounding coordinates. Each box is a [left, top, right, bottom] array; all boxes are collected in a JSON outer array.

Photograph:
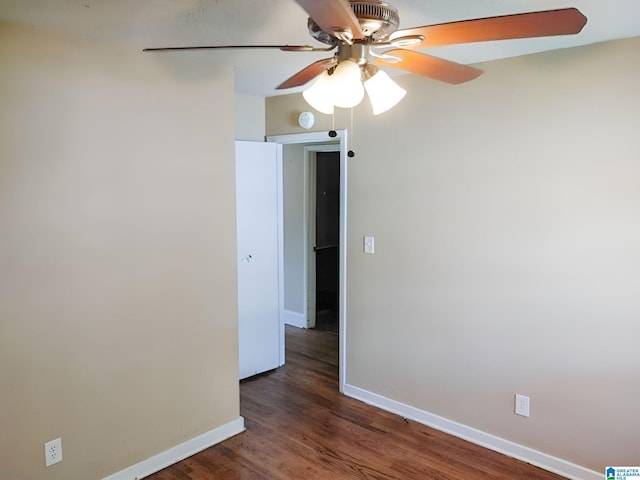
[[147, 326, 565, 479]]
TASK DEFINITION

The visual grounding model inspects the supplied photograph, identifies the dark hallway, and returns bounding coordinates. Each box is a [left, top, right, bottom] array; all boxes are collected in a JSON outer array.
[[314, 151, 340, 334]]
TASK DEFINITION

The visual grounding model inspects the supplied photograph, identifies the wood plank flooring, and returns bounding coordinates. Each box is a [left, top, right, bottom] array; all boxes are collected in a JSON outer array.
[[146, 326, 566, 479]]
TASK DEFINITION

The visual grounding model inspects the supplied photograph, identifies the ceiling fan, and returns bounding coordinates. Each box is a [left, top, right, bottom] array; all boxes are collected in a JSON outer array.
[[144, 0, 587, 114]]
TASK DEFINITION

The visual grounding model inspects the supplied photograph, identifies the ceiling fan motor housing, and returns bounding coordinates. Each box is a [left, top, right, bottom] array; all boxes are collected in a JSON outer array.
[[350, 1, 400, 40], [308, 0, 400, 44]]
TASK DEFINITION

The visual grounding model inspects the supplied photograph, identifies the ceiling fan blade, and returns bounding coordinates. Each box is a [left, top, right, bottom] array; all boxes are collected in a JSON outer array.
[[390, 8, 587, 48], [376, 49, 483, 85], [277, 58, 336, 90], [295, 0, 364, 41], [143, 44, 334, 52]]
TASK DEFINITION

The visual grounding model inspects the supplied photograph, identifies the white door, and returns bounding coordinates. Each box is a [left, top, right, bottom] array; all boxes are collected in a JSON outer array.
[[236, 141, 283, 380]]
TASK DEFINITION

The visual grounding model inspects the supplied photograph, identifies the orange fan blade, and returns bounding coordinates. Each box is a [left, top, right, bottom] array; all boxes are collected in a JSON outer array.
[[376, 49, 483, 85], [277, 58, 334, 90], [296, 0, 364, 41], [390, 8, 587, 48]]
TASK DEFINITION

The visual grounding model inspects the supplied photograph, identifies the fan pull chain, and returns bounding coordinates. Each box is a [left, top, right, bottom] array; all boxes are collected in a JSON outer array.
[[348, 108, 355, 158]]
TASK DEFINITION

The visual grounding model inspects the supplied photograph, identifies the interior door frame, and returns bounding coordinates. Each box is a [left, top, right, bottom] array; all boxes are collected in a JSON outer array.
[[267, 130, 348, 393]]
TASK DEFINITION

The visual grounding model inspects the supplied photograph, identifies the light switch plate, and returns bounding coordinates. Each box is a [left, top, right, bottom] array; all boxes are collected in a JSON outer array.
[[364, 236, 375, 254]]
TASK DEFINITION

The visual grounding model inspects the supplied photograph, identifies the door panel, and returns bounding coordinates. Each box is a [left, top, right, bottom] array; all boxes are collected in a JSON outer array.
[[236, 141, 282, 379]]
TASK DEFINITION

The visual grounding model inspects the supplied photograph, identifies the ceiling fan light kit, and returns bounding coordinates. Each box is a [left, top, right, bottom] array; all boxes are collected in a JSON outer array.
[[301, 57, 406, 115], [144, 0, 587, 116], [363, 66, 407, 115], [302, 71, 336, 114], [329, 60, 366, 108]]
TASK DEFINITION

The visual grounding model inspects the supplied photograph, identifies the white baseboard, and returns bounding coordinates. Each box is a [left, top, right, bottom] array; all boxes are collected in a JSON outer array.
[[103, 417, 245, 480], [343, 385, 600, 480], [282, 309, 306, 328]]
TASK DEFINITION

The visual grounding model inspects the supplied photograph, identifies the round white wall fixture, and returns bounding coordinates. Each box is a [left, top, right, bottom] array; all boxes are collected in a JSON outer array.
[[298, 111, 315, 129]]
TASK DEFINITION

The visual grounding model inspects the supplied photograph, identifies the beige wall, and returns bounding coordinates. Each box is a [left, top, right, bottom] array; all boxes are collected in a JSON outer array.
[[266, 37, 640, 472], [0, 23, 240, 480], [235, 94, 265, 141]]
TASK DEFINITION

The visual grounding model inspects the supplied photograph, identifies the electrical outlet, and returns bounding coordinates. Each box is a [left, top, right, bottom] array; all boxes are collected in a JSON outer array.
[[44, 438, 63, 467], [515, 394, 530, 418]]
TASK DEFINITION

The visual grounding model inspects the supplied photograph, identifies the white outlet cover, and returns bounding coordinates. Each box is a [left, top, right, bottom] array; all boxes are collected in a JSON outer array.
[[44, 437, 63, 467], [515, 393, 530, 418]]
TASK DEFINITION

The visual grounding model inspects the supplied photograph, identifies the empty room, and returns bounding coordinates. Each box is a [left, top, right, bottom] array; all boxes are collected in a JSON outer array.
[[1, 1, 639, 479]]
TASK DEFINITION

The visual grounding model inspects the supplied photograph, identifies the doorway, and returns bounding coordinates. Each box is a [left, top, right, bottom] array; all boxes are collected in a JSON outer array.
[[314, 151, 340, 334], [267, 130, 349, 393]]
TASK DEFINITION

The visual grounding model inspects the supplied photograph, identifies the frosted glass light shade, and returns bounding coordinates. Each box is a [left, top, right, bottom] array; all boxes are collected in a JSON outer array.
[[364, 69, 407, 115], [302, 71, 335, 114], [330, 60, 364, 109]]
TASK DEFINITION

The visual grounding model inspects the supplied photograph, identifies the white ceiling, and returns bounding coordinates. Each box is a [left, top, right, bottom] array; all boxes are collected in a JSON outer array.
[[2, 0, 639, 96]]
